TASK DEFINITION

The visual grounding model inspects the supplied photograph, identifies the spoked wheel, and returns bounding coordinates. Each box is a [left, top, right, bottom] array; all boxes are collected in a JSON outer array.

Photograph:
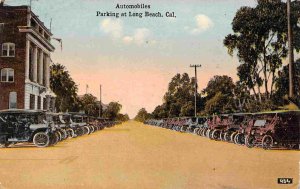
[[61, 130, 68, 140], [50, 132, 59, 146], [194, 128, 199, 134], [223, 131, 231, 142], [33, 132, 50, 147], [234, 133, 245, 145], [67, 128, 76, 138], [219, 131, 225, 141], [84, 126, 90, 135], [211, 130, 221, 140], [57, 131, 63, 141], [180, 126, 185, 132], [76, 128, 84, 136], [197, 128, 202, 135], [230, 132, 237, 143], [201, 128, 207, 137], [245, 135, 255, 148], [262, 135, 273, 150], [90, 126, 95, 133], [58, 130, 66, 140], [205, 129, 211, 138]]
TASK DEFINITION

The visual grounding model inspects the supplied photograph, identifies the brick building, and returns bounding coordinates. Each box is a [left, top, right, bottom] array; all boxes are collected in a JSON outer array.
[[0, 3, 56, 111]]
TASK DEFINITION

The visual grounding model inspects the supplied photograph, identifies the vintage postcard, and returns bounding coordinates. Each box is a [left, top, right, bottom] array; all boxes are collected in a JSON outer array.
[[0, 0, 299, 188]]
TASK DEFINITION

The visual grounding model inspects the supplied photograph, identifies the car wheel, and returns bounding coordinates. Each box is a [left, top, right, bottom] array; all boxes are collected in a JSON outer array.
[[230, 132, 237, 143], [245, 135, 255, 148], [33, 132, 50, 147], [223, 132, 231, 142], [57, 131, 63, 141], [211, 129, 220, 140], [84, 126, 90, 135], [262, 135, 273, 150]]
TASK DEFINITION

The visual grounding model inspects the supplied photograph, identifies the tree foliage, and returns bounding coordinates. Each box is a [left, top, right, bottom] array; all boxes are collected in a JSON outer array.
[[80, 94, 99, 117], [224, 0, 300, 101], [134, 108, 151, 122], [151, 73, 203, 118], [274, 58, 300, 107], [50, 64, 81, 112], [103, 102, 122, 121], [117, 113, 130, 122], [202, 75, 236, 114]]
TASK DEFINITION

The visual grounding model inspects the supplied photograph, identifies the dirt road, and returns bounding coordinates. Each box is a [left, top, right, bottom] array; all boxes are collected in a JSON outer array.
[[0, 121, 298, 189]]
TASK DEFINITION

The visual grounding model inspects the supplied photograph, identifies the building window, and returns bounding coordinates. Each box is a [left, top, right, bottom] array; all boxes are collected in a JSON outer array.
[[0, 23, 4, 33], [29, 47, 34, 81], [2, 43, 15, 57], [37, 96, 41, 110], [30, 94, 35, 110], [9, 92, 17, 109], [43, 98, 47, 110], [1, 68, 14, 82]]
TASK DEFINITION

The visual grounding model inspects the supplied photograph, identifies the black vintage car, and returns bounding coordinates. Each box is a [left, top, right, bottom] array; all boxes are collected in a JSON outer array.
[[0, 110, 55, 148]]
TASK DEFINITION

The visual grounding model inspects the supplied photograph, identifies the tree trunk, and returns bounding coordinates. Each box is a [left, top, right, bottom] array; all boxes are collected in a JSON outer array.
[[263, 63, 269, 99], [252, 87, 257, 101], [257, 85, 262, 103], [270, 72, 275, 97]]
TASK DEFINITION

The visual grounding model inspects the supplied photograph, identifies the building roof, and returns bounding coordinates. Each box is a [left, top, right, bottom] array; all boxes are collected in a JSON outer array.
[[0, 4, 52, 35]]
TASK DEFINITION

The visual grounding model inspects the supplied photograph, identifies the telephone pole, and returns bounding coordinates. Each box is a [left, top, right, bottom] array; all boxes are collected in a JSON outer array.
[[85, 84, 89, 94], [287, 0, 294, 98], [190, 64, 201, 117], [99, 85, 102, 118]]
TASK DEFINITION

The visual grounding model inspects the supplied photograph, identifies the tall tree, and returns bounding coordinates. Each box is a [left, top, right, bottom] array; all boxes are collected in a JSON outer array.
[[151, 104, 168, 119], [202, 75, 236, 114], [80, 94, 99, 117], [224, 0, 300, 101], [50, 63, 81, 112], [117, 113, 130, 122], [134, 108, 151, 122], [103, 102, 122, 120], [274, 58, 300, 107], [158, 73, 203, 118]]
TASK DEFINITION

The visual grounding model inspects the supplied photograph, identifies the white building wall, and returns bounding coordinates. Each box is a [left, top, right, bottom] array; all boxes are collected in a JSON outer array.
[[24, 83, 46, 110]]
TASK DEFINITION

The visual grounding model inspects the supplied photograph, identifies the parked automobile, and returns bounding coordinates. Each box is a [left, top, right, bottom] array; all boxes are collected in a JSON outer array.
[[244, 111, 300, 149], [0, 110, 56, 147], [143, 110, 300, 150]]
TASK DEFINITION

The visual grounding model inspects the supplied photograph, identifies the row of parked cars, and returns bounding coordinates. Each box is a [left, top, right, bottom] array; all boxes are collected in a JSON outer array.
[[0, 109, 121, 148], [144, 110, 300, 150]]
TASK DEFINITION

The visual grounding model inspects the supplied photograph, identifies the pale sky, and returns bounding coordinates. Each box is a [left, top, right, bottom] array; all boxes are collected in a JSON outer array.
[[7, 0, 259, 118]]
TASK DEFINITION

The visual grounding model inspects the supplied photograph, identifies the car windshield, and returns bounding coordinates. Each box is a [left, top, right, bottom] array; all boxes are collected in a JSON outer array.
[[52, 116, 61, 124], [198, 118, 206, 124], [62, 115, 70, 123], [254, 119, 266, 127], [25, 114, 46, 124], [72, 116, 83, 123]]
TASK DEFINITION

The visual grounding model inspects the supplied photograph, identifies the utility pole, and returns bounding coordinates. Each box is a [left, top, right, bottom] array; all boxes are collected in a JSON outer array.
[[287, 0, 294, 98], [99, 85, 102, 118], [190, 64, 201, 117], [86, 84, 89, 94]]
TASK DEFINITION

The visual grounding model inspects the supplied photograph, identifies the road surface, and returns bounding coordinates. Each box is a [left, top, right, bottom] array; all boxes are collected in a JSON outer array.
[[0, 121, 299, 189]]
